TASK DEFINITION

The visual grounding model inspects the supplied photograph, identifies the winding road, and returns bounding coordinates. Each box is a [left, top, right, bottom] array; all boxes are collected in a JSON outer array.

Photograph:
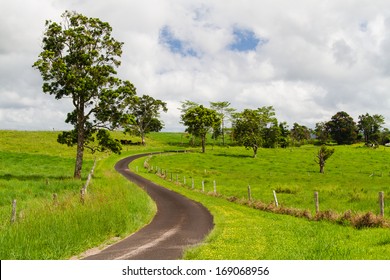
[[84, 153, 214, 260]]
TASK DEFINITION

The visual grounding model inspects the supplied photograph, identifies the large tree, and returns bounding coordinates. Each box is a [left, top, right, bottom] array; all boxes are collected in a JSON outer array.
[[326, 111, 357, 145], [290, 122, 311, 145], [181, 105, 221, 153], [232, 106, 278, 157], [357, 113, 385, 146], [314, 121, 330, 144], [123, 95, 168, 145], [33, 11, 136, 178]]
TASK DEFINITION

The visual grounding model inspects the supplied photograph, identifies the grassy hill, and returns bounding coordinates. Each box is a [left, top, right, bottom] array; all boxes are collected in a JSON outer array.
[[0, 131, 155, 259], [1, 130, 390, 259], [130, 139, 390, 259]]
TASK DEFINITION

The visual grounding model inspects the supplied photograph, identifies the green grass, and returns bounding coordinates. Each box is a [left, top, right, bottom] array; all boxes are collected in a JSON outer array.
[[2, 130, 390, 260], [0, 131, 156, 259], [131, 157, 390, 259], [142, 145, 390, 215]]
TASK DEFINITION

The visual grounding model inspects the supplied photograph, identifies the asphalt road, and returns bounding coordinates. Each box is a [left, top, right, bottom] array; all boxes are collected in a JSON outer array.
[[84, 153, 214, 260]]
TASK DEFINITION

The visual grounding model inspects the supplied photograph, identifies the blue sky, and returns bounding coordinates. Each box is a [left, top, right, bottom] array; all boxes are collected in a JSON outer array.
[[229, 28, 263, 52], [160, 25, 264, 56], [1, 0, 390, 131]]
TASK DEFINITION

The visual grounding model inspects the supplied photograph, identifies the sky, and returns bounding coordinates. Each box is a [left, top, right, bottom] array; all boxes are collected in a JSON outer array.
[[1, 0, 390, 131]]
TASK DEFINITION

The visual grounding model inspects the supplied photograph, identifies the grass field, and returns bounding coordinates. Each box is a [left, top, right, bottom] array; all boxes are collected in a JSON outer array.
[[132, 152, 390, 259], [0, 131, 156, 259], [1, 130, 390, 259], [141, 145, 390, 215]]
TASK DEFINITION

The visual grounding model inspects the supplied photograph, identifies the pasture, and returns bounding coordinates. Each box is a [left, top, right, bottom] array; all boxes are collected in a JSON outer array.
[[140, 145, 390, 216], [0, 131, 155, 259], [1, 130, 390, 259], [130, 141, 390, 259]]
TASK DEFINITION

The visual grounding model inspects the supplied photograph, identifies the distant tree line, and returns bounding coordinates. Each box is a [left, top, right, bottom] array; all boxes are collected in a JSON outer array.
[[180, 100, 388, 156]]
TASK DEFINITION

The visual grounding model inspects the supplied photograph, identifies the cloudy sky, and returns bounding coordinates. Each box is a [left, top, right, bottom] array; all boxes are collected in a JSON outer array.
[[1, 0, 390, 131]]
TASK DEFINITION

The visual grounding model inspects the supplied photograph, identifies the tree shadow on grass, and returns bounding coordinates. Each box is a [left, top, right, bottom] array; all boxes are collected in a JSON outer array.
[[214, 153, 253, 159], [0, 173, 73, 181]]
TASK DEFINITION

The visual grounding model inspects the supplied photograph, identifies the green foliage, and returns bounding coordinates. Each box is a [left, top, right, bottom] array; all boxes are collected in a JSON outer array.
[[326, 111, 358, 145], [358, 113, 385, 145], [315, 145, 335, 173], [210, 101, 236, 145], [122, 95, 168, 145], [290, 122, 311, 145], [33, 11, 137, 178], [181, 105, 221, 153], [314, 121, 330, 144], [232, 106, 279, 157]]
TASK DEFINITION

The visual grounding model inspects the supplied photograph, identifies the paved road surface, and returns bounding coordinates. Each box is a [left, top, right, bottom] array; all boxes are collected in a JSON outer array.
[[84, 153, 214, 260]]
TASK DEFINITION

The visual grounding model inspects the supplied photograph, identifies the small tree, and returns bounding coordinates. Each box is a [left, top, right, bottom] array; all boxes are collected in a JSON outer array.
[[315, 145, 335, 173], [210, 101, 236, 145], [314, 121, 330, 144], [358, 113, 385, 146], [290, 122, 311, 146], [181, 105, 221, 153], [232, 106, 278, 157], [122, 95, 167, 145]]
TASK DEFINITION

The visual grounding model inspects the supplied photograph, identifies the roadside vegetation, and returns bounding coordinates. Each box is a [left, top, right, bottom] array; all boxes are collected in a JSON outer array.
[[0, 131, 155, 259]]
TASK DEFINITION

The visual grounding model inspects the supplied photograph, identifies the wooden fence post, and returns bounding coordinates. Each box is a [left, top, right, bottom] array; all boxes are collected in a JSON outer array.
[[213, 180, 217, 194], [184, 176, 186, 185], [53, 193, 58, 206], [379, 191, 385, 217], [202, 180, 205, 192], [314, 191, 319, 213], [192, 178, 194, 189], [80, 188, 85, 205], [248, 185, 252, 201], [11, 199, 17, 224], [273, 190, 279, 207]]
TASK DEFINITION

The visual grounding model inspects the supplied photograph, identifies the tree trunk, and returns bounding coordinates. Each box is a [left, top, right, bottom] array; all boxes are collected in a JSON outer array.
[[222, 119, 225, 146], [74, 129, 85, 179], [74, 103, 85, 179], [253, 145, 258, 158], [319, 163, 324, 174], [201, 134, 206, 153]]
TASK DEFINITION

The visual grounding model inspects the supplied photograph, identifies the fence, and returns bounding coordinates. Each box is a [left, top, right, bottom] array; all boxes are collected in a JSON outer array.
[[10, 159, 97, 224], [141, 158, 388, 229]]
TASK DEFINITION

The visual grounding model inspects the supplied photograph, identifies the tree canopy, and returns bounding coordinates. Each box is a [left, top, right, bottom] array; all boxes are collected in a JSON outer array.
[[358, 113, 385, 146], [122, 95, 168, 145], [210, 101, 236, 145], [232, 106, 279, 157], [181, 105, 221, 153], [326, 111, 358, 145], [33, 11, 137, 178]]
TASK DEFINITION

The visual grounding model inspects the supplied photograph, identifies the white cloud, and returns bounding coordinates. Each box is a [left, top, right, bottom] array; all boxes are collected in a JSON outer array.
[[2, 0, 390, 132]]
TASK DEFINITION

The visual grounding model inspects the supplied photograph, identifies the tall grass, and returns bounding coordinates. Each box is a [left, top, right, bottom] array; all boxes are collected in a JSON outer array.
[[0, 131, 156, 259]]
